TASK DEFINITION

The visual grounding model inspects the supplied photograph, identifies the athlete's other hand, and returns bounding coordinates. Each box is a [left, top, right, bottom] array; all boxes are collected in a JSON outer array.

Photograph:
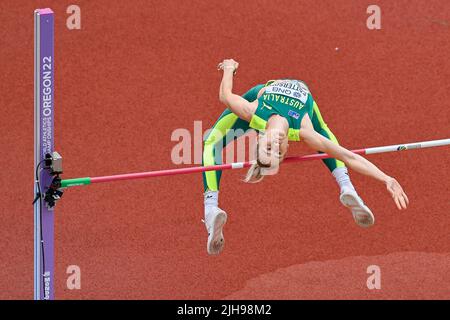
[[385, 177, 409, 210], [217, 59, 239, 74]]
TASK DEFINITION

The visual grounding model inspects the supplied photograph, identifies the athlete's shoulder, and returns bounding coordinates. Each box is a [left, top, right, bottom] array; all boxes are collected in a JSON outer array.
[[242, 84, 265, 102]]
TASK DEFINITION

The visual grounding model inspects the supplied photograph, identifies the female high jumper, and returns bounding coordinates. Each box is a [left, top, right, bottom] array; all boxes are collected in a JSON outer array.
[[202, 59, 409, 255]]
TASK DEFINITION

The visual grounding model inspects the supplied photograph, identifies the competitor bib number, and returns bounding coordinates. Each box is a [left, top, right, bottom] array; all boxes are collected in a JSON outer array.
[[265, 80, 309, 103]]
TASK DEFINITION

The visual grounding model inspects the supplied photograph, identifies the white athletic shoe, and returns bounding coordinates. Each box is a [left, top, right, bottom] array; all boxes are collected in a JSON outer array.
[[339, 189, 375, 228], [203, 207, 227, 255]]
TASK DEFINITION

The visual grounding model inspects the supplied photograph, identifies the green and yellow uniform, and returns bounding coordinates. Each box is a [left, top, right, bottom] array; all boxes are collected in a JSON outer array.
[[249, 79, 313, 141], [202, 80, 345, 192]]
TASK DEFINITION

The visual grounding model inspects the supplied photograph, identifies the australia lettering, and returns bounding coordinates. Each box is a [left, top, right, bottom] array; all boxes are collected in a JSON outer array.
[[263, 94, 304, 109]]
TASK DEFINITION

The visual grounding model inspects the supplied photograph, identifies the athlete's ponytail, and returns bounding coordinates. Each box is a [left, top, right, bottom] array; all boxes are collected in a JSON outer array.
[[244, 130, 286, 183], [244, 162, 265, 183], [244, 133, 271, 184]]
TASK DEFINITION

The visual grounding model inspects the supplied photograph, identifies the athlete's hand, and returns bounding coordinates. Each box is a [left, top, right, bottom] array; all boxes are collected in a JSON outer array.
[[385, 177, 409, 210], [217, 59, 239, 74]]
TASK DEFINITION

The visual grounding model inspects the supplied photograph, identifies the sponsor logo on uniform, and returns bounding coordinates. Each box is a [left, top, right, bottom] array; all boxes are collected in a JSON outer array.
[[288, 110, 300, 119], [262, 102, 272, 110]]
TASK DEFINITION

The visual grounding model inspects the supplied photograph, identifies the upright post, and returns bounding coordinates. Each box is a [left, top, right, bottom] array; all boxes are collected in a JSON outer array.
[[34, 8, 55, 300]]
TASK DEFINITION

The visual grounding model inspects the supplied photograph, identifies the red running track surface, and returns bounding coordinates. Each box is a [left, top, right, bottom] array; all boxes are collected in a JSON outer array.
[[0, 0, 449, 299]]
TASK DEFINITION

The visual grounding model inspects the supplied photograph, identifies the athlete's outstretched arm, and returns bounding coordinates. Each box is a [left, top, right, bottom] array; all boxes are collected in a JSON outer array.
[[299, 115, 409, 210], [218, 59, 256, 122]]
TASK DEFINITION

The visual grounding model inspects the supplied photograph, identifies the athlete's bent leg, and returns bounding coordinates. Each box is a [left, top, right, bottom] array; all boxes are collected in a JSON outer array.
[[202, 84, 264, 202], [311, 101, 374, 227], [310, 101, 355, 191], [202, 85, 264, 254]]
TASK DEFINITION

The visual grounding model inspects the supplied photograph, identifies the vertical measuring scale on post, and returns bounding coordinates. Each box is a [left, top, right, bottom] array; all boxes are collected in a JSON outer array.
[[34, 8, 55, 300]]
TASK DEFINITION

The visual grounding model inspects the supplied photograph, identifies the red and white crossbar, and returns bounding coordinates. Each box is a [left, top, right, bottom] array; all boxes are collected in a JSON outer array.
[[60, 138, 450, 188]]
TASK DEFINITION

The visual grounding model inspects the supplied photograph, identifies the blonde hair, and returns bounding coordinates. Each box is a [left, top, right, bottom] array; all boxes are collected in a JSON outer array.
[[244, 162, 265, 183], [244, 132, 285, 183], [244, 132, 282, 183]]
